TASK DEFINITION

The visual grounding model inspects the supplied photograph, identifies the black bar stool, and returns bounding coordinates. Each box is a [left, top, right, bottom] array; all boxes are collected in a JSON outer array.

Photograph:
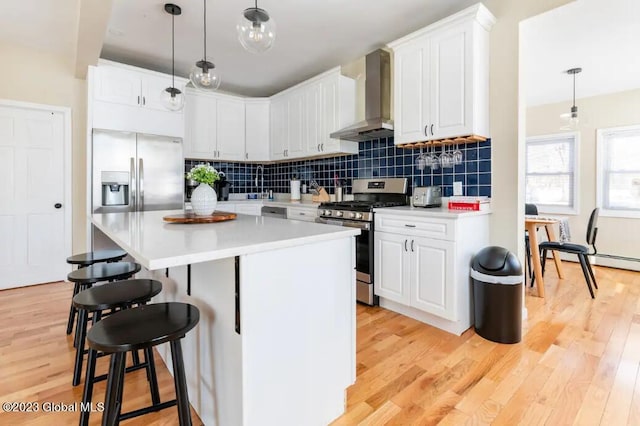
[[68, 262, 141, 386], [87, 303, 199, 426], [66, 250, 127, 336], [73, 279, 163, 426]]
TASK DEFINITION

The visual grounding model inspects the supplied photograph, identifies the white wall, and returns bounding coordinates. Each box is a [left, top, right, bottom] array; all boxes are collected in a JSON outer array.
[[0, 40, 88, 253], [527, 88, 640, 270]]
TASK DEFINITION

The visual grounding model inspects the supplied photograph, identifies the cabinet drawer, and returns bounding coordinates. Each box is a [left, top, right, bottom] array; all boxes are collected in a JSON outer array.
[[287, 207, 318, 222], [375, 215, 455, 241]]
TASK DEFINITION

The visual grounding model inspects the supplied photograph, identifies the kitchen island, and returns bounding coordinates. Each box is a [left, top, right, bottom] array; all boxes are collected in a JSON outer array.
[[91, 210, 359, 426]]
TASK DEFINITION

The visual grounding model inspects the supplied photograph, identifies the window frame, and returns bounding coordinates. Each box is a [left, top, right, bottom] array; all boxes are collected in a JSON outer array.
[[596, 125, 640, 219], [525, 132, 580, 215]]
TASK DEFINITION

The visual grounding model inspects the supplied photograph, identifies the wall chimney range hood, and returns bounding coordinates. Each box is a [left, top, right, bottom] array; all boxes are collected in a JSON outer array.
[[330, 49, 394, 142]]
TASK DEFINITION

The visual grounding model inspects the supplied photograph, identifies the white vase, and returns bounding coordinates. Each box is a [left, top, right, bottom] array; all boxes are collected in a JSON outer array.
[[191, 183, 217, 215]]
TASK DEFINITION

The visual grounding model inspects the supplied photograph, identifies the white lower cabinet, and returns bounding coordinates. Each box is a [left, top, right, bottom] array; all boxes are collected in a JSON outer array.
[[374, 210, 489, 335]]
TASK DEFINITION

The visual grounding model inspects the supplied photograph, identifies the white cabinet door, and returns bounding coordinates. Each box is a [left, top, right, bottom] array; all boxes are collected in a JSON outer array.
[[305, 83, 322, 155], [429, 22, 472, 140], [287, 92, 305, 158], [217, 98, 246, 161], [184, 93, 216, 159], [410, 236, 456, 320], [374, 232, 410, 305], [94, 67, 141, 107], [245, 101, 270, 161], [394, 39, 429, 144], [141, 74, 173, 112], [270, 98, 288, 160]]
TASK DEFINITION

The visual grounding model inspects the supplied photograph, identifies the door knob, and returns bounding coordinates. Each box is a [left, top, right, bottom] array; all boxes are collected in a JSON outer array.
[[54, 203, 62, 209]]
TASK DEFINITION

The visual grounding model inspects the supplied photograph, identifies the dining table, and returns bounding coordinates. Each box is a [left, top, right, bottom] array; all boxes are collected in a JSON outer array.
[[525, 215, 565, 297]]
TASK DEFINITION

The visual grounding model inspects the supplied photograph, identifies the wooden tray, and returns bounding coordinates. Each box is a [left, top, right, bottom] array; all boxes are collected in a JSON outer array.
[[163, 211, 237, 224]]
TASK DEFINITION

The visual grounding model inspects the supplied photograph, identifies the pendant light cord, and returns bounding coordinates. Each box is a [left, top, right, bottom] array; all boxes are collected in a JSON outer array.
[[203, 0, 207, 61], [572, 72, 576, 108], [255, 0, 258, 9], [172, 11, 176, 90]]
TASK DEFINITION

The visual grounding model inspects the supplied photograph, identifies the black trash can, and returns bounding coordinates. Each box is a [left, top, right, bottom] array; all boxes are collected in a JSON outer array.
[[471, 246, 523, 344]]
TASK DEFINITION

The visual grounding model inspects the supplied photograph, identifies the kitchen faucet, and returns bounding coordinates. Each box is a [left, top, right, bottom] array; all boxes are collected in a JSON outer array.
[[255, 165, 265, 198]]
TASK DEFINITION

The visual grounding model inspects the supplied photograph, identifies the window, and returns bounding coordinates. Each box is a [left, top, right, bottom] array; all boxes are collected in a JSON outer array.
[[525, 133, 579, 214], [597, 125, 640, 218]]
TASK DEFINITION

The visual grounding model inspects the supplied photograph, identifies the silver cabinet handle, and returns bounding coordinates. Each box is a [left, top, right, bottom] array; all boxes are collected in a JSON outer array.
[[245, 152, 248, 159], [137, 96, 140, 105], [317, 144, 320, 152], [321, 144, 324, 151], [142, 96, 146, 106], [405, 224, 416, 228], [411, 240, 415, 252], [404, 239, 408, 252], [430, 124, 434, 136], [424, 125, 428, 136], [139, 158, 144, 210], [130, 157, 136, 211]]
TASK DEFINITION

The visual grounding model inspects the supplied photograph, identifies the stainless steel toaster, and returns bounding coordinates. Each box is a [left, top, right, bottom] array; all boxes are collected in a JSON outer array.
[[412, 186, 442, 207]]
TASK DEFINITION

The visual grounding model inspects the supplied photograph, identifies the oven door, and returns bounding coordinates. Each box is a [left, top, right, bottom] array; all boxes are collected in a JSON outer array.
[[316, 217, 375, 304]]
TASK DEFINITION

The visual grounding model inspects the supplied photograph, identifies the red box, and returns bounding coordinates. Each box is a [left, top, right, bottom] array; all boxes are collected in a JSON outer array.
[[448, 201, 487, 211]]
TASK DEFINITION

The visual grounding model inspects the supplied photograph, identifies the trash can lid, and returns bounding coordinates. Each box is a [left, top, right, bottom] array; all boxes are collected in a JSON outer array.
[[472, 246, 522, 276]]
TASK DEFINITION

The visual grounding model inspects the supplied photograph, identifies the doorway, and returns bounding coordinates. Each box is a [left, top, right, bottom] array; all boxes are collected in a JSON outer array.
[[0, 99, 72, 289]]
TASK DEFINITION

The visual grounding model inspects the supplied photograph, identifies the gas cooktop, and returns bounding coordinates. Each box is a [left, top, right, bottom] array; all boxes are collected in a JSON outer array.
[[319, 200, 407, 212]]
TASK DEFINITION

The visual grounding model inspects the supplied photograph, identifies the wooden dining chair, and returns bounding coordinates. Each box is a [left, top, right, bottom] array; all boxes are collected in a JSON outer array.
[[524, 203, 539, 282], [539, 208, 600, 298]]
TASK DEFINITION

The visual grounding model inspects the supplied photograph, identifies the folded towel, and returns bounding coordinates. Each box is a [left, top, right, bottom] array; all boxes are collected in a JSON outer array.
[[558, 218, 571, 242]]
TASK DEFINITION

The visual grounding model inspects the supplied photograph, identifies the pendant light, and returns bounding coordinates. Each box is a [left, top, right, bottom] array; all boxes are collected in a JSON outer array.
[[161, 3, 185, 111], [190, 0, 221, 91], [560, 67, 582, 130], [237, 0, 276, 54]]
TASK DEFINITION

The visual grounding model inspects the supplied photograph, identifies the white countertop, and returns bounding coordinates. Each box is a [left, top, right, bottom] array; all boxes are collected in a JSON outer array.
[[92, 210, 358, 270], [216, 199, 320, 208], [374, 205, 491, 218]]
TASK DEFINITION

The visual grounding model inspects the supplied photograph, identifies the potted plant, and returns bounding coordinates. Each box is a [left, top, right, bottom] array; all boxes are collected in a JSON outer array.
[[186, 164, 221, 215]]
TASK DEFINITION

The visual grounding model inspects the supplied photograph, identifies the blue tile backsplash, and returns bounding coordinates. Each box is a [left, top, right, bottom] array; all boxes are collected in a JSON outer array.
[[185, 137, 491, 197]]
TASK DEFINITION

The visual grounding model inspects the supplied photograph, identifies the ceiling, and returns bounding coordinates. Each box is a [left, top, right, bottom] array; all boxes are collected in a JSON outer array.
[[522, 0, 640, 107], [101, 0, 478, 97]]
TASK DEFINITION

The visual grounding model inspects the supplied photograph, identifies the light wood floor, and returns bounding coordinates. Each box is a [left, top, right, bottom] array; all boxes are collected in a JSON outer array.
[[1, 263, 639, 425]]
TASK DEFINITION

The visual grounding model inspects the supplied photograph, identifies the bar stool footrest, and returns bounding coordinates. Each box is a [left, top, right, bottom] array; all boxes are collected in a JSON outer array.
[[93, 363, 149, 383], [119, 399, 177, 421]]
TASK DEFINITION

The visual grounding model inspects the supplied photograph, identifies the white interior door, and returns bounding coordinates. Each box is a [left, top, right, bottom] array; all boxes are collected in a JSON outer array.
[[0, 103, 69, 289]]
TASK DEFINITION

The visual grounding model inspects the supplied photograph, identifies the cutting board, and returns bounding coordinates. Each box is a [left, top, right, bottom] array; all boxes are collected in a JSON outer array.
[[163, 211, 237, 224]]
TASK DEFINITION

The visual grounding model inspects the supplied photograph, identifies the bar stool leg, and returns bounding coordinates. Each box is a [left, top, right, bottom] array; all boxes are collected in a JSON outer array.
[[66, 282, 80, 335], [144, 347, 161, 405], [73, 309, 89, 386], [102, 352, 126, 426], [170, 340, 192, 426], [80, 311, 102, 426]]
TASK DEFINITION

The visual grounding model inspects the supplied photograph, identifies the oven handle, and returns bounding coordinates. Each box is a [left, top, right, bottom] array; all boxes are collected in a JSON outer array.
[[316, 217, 370, 230]]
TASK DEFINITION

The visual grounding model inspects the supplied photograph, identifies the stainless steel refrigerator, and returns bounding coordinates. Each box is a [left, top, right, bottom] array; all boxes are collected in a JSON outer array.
[[91, 129, 183, 250]]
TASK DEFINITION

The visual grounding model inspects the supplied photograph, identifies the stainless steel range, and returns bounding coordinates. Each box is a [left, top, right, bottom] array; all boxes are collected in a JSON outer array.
[[316, 178, 408, 305]]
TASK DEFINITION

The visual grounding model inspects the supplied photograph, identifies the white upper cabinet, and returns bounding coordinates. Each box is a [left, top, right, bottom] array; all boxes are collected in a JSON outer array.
[[320, 73, 358, 154], [304, 83, 322, 155], [184, 92, 216, 159], [89, 61, 186, 138], [268, 68, 357, 161], [389, 4, 495, 144], [270, 97, 288, 160], [184, 91, 247, 161], [287, 91, 305, 158], [217, 97, 246, 161], [245, 100, 270, 162], [93, 66, 141, 107]]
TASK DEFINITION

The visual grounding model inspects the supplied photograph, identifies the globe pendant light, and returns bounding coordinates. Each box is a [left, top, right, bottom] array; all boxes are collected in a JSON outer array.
[[560, 67, 582, 130], [237, 0, 276, 54], [161, 3, 185, 111], [190, 0, 221, 91]]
